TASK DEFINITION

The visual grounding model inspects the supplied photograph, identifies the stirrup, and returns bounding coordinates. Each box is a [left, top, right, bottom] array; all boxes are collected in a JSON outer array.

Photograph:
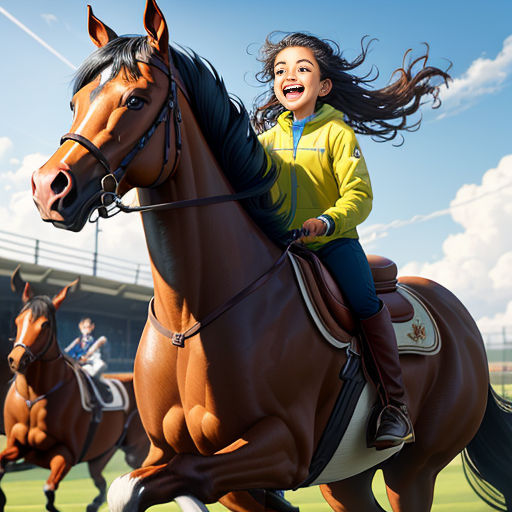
[[371, 404, 415, 450]]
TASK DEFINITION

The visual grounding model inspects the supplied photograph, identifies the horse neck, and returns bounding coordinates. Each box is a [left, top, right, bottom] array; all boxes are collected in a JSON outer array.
[[139, 97, 281, 332]]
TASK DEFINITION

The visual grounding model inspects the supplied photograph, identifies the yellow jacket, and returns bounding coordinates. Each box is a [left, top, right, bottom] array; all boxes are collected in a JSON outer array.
[[258, 104, 373, 250]]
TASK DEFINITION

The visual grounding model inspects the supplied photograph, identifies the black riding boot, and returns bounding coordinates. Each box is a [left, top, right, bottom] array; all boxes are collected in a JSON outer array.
[[360, 302, 415, 450]]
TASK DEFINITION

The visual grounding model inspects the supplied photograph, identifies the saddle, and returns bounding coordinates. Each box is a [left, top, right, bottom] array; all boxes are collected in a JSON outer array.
[[288, 244, 422, 346], [65, 358, 130, 413], [289, 245, 440, 487]]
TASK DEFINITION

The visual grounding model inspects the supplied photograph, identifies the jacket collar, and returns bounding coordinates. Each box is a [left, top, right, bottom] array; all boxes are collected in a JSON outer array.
[[276, 103, 344, 133]]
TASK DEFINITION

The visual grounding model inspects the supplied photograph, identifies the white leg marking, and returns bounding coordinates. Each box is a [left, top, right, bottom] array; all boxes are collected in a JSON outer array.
[[175, 495, 209, 512], [107, 473, 140, 512]]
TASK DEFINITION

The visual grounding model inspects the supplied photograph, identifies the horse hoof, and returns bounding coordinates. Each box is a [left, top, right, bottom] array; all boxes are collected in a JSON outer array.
[[44, 488, 60, 512], [175, 495, 209, 511], [0, 486, 6, 512], [107, 474, 141, 512], [107, 475, 209, 512]]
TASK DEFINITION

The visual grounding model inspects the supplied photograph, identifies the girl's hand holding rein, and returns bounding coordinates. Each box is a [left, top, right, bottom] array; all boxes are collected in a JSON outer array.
[[301, 217, 327, 242]]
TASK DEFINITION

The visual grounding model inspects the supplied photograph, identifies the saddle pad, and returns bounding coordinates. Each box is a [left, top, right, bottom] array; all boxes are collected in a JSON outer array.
[[288, 253, 352, 349], [70, 364, 130, 412], [289, 254, 441, 355], [308, 383, 402, 485], [394, 284, 441, 355]]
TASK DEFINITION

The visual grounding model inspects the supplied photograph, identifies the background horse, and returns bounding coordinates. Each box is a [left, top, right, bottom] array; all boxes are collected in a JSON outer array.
[[30, 1, 512, 511], [0, 336, 13, 435], [0, 276, 149, 512]]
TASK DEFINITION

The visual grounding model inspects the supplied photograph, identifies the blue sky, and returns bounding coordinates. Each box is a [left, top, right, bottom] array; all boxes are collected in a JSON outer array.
[[0, 0, 511, 334]]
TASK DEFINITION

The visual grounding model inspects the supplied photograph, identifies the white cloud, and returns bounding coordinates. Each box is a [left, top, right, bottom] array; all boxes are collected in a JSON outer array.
[[41, 13, 57, 26], [478, 301, 512, 334], [0, 137, 13, 160], [0, 154, 150, 285], [440, 35, 512, 111], [398, 154, 512, 334], [490, 252, 512, 290], [4, 152, 46, 186]]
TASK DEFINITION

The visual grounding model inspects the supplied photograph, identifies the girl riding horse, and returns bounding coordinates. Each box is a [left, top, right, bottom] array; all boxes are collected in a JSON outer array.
[[30, 1, 512, 511]]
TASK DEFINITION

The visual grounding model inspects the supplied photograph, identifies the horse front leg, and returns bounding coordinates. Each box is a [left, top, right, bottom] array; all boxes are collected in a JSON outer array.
[[86, 450, 116, 512], [107, 416, 306, 512], [33, 446, 73, 512], [0, 438, 27, 512]]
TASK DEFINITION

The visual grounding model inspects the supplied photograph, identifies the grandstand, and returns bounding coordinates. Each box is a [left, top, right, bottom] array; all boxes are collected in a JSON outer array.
[[0, 230, 153, 372]]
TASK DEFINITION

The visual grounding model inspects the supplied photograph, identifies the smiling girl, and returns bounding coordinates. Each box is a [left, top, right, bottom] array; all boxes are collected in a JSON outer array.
[[254, 33, 451, 449]]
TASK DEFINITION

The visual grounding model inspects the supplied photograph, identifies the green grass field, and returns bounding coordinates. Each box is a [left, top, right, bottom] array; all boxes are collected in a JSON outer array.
[[0, 451, 497, 511], [4, 384, 510, 511]]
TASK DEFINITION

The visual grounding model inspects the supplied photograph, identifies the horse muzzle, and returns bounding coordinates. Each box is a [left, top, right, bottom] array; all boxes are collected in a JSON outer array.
[[8, 346, 32, 374], [32, 164, 104, 232]]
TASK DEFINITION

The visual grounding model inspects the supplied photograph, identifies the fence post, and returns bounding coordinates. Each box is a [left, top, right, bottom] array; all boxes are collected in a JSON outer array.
[[92, 251, 98, 276], [135, 264, 140, 284], [34, 239, 40, 265]]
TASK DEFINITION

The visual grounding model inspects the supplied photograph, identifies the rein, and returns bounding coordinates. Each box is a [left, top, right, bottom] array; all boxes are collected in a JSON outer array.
[[102, 179, 274, 215]]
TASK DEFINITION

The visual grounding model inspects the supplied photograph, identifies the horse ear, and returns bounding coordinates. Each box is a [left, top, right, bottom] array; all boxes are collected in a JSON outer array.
[[143, 0, 169, 64], [87, 5, 118, 48], [22, 283, 34, 304], [10, 265, 26, 295], [52, 278, 80, 310]]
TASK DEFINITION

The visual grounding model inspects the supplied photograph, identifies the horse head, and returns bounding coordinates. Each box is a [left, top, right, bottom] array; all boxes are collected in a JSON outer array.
[[9, 275, 79, 374], [31, 0, 178, 231]]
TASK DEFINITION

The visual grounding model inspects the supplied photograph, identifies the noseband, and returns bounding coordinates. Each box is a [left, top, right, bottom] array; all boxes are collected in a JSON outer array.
[[60, 50, 182, 214], [12, 327, 59, 365], [12, 341, 37, 364]]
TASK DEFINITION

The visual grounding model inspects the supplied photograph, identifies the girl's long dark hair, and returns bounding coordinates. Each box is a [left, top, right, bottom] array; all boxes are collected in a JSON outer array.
[[252, 32, 452, 142]]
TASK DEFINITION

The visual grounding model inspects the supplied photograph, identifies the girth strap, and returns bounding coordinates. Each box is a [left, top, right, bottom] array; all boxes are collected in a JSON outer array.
[[296, 347, 366, 488], [77, 402, 103, 463], [77, 371, 105, 463]]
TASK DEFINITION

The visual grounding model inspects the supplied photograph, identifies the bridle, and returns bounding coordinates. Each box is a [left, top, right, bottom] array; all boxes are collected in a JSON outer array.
[[60, 50, 183, 219], [60, 46, 275, 221], [12, 317, 60, 365], [11, 316, 69, 411]]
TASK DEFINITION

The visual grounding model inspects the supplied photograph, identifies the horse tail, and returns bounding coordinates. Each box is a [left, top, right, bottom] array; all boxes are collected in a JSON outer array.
[[462, 385, 512, 511]]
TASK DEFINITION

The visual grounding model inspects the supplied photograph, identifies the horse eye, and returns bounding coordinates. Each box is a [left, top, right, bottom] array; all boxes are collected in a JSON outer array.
[[41, 321, 50, 329], [126, 96, 145, 110]]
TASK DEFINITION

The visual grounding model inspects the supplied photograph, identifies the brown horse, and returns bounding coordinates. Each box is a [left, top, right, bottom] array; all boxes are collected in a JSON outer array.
[[0, 277, 149, 512], [30, 1, 512, 511], [0, 336, 13, 435]]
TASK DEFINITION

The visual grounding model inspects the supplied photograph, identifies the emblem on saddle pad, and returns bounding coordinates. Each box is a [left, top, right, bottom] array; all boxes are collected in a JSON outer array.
[[407, 319, 427, 342]]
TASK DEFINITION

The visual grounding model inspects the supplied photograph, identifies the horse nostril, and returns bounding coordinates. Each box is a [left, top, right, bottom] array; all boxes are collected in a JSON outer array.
[[8, 356, 14, 368], [51, 171, 70, 195]]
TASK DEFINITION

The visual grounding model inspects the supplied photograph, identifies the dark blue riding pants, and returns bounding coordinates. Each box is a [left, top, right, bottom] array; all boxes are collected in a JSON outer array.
[[315, 238, 380, 320]]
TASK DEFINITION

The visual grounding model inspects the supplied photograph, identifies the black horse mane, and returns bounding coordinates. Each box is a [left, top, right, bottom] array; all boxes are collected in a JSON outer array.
[[72, 36, 291, 246]]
